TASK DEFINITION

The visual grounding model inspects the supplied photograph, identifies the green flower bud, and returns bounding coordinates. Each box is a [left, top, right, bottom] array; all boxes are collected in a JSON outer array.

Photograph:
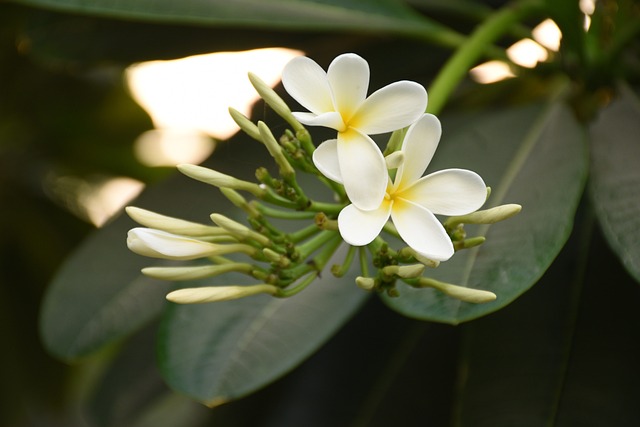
[[126, 206, 225, 237], [417, 277, 496, 304], [177, 164, 265, 197], [228, 107, 261, 141], [142, 263, 254, 280], [355, 276, 376, 291], [166, 284, 279, 304], [210, 213, 271, 246]]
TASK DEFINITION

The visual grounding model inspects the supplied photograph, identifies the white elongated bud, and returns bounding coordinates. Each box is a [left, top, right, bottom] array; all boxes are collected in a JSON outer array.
[[127, 228, 221, 260], [446, 204, 522, 227], [248, 72, 302, 131], [126, 206, 225, 237], [417, 277, 496, 304], [382, 263, 425, 279], [177, 164, 265, 197], [210, 213, 271, 246], [141, 263, 254, 280], [166, 284, 279, 304], [228, 107, 261, 141], [127, 228, 256, 260], [258, 121, 295, 178]]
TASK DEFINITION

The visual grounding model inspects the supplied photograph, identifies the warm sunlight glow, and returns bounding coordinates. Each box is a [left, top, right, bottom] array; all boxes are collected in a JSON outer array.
[[134, 129, 215, 167], [507, 38, 549, 68], [469, 61, 516, 84], [126, 47, 303, 163], [85, 178, 145, 227], [580, 0, 596, 30], [532, 19, 562, 52]]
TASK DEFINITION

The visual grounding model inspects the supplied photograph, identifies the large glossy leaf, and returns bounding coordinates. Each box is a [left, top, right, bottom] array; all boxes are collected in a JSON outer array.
[[455, 217, 640, 426], [40, 131, 279, 360], [383, 102, 588, 324], [589, 84, 640, 283], [158, 245, 368, 406], [39, 172, 209, 361], [11, 0, 446, 37]]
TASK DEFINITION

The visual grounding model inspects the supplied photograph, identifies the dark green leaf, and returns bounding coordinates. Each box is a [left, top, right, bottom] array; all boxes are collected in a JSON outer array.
[[589, 84, 640, 283], [455, 214, 640, 426], [157, 246, 368, 406], [10, 0, 446, 38], [383, 102, 588, 324]]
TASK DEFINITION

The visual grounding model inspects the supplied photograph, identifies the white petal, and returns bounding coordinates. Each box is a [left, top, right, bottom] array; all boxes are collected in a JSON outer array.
[[327, 53, 369, 122], [399, 169, 487, 216], [391, 199, 454, 261], [338, 202, 391, 246], [312, 139, 343, 183], [282, 56, 334, 115], [337, 130, 388, 211], [394, 114, 441, 190], [127, 228, 217, 260], [292, 111, 345, 131], [351, 81, 428, 135]]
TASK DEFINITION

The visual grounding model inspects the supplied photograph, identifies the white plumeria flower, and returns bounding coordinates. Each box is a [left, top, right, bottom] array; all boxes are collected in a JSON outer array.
[[281, 53, 428, 211], [335, 114, 487, 262], [127, 227, 223, 260]]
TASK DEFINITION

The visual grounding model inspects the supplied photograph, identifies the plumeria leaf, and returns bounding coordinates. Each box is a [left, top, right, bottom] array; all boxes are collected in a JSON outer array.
[[10, 0, 447, 36], [589, 84, 640, 283], [39, 173, 211, 360], [158, 246, 367, 406], [383, 102, 588, 324]]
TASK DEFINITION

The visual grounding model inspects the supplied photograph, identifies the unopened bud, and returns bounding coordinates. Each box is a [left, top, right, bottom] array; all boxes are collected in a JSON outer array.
[[126, 206, 225, 237], [446, 204, 521, 227], [262, 248, 291, 268], [417, 277, 496, 304], [177, 164, 265, 197], [355, 276, 376, 291], [382, 263, 425, 279], [248, 72, 302, 131], [399, 247, 440, 268], [142, 263, 254, 280], [454, 236, 486, 251], [228, 107, 261, 141], [210, 213, 271, 246], [127, 228, 222, 260], [315, 212, 338, 231], [166, 284, 279, 304], [258, 121, 295, 178]]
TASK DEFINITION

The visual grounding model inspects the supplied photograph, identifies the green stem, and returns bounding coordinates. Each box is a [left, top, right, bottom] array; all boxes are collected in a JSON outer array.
[[296, 230, 339, 260], [331, 245, 357, 277], [256, 203, 317, 220], [277, 272, 318, 298], [288, 223, 322, 243], [306, 200, 346, 215], [426, 0, 543, 115], [359, 247, 369, 277]]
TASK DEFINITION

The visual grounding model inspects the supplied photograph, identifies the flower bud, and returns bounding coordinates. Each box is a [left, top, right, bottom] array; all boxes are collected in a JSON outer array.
[[177, 164, 265, 197], [126, 206, 225, 237], [355, 276, 376, 291], [228, 107, 261, 141], [166, 284, 279, 304], [248, 72, 303, 131], [382, 263, 425, 279], [417, 277, 496, 304], [127, 228, 256, 260], [399, 247, 440, 268], [262, 248, 291, 268], [210, 213, 271, 246], [446, 204, 522, 227], [258, 121, 295, 178], [141, 263, 254, 280]]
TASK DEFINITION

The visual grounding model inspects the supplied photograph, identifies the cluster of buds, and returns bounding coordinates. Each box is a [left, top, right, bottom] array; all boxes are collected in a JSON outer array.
[[126, 55, 520, 305]]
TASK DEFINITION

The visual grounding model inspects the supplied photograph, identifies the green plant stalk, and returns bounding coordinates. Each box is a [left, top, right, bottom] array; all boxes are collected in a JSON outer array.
[[255, 203, 317, 220], [288, 223, 322, 243], [359, 247, 369, 277], [331, 245, 357, 277], [426, 0, 543, 115], [277, 272, 319, 298], [296, 230, 339, 260]]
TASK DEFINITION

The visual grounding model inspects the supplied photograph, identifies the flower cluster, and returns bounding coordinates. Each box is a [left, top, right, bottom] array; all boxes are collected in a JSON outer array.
[[126, 53, 520, 305]]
